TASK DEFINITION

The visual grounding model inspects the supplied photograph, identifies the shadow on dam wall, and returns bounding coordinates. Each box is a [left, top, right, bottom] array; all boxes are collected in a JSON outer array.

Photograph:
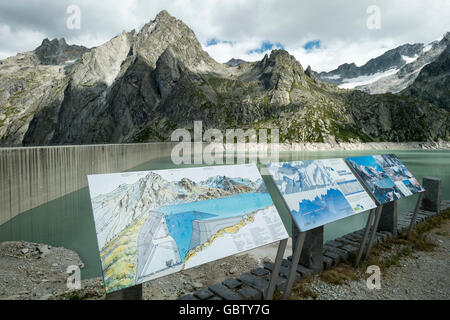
[[0, 143, 176, 279], [0, 143, 177, 226]]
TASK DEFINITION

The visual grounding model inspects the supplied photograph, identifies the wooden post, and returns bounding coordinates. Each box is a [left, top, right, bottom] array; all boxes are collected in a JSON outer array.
[[266, 238, 288, 300], [283, 232, 306, 300], [364, 205, 383, 260], [407, 192, 425, 239], [354, 208, 376, 267], [105, 284, 143, 300]]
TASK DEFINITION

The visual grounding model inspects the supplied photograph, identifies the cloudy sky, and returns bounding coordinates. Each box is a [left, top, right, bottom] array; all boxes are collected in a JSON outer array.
[[0, 0, 449, 72]]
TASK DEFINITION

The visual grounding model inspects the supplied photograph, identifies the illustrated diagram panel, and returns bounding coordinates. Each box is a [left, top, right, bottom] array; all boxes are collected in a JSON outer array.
[[87, 164, 288, 293], [266, 159, 376, 232], [346, 154, 424, 204]]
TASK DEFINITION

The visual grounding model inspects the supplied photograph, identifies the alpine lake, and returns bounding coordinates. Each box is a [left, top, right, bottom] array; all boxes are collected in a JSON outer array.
[[0, 149, 449, 279]]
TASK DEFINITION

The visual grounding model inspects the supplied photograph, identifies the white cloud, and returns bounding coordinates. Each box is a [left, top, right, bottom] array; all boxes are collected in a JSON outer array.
[[0, 0, 449, 70], [202, 39, 284, 63], [202, 38, 398, 72], [286, 39, 397, 72], [0, 24, 46, 59]]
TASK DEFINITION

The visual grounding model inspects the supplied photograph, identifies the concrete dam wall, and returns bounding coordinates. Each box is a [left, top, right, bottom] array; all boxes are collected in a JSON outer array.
[[0, 143, 176, 226]]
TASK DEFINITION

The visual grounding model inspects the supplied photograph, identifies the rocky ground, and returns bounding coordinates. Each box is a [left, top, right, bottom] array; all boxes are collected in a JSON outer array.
[[0, 241, 95, 300], [292, 219, 450, 300], [1, 217, 448, 300], [142, 240, 292, 299], [143, 254, 262, 300], [0, 241, 272, 300]]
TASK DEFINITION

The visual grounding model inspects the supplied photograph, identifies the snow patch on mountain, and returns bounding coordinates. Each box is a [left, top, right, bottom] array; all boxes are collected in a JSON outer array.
[[322, 74, 341, 80], [423, 43, 434, 53], [266, 161, 333, 194], [338, 68, 400, 89], [402, 55, 419, 64]]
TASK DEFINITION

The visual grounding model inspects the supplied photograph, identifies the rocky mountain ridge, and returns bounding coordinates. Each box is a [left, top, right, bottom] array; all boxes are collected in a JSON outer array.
[[318, 43, 424, 86], [225, 58, 247, 67], [0, 10, 449, 147], [317, 32, 450, 111], [0, 38, 89, 146], [34, 38, 88, 66], [355, 33, 450, 95], [400, 45, 450, 111]]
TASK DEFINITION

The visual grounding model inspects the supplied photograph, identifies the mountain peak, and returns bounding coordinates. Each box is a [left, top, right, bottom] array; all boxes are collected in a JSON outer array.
[[442, 32, 450, 42], [269, 49, 291, 59], [225, 58, 247, 67], [139, 10, 178, 34], [267, 49, 304, 71], [38, 38, 68, 48], [33, 37, 87, 65], [134, 10, 214, 69], [305, 65, 319, 82], [155, 10, 172, 21]]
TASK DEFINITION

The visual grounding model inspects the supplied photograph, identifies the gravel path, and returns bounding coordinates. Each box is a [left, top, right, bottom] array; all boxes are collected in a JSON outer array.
[[0, 241, 264, 300], [1, 220, 448, 300], [0, 241, 94, 300], [304, 220, 450, 300]]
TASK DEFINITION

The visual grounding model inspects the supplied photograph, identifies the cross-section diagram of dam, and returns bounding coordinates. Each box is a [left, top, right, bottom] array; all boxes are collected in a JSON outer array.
[[135, 210, 249, 283]]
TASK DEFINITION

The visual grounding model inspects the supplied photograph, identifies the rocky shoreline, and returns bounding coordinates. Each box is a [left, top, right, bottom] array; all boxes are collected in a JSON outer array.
[[0, 241, 94, 300], [287, 140, 450, 151], [0, 240, 266, 300], [231, 140, 450, 152]]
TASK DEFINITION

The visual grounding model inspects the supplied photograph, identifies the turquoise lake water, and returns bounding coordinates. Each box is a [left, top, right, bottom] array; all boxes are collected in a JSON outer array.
[[164, 211, 215, 262], [160, 193, 273, 218], [0, 149, 449, 279], [163, 192, 272, 261]]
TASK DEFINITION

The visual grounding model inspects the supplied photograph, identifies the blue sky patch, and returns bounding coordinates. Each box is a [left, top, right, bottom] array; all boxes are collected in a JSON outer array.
[[304, 40, 321, 51], [206, 38, 233, 46], [247, 41, 284, 54]]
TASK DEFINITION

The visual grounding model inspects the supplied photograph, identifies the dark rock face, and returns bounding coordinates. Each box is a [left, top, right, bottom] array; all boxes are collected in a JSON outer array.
[[401, 46, 450, 111], [305, 65, 319, 83], [1, 11, 449, 147], [324, 63, 359, 83], [362, 43, 424, 73], [225, 58, 247, 67], [34, 38, 88, 65]]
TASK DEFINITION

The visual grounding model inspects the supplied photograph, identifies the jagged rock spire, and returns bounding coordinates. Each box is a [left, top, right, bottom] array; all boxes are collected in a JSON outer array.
[[33, 37, 87, 65]]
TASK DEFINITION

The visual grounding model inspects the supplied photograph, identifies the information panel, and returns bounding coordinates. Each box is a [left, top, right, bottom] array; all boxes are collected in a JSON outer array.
[[346, 154, 424, 204], [266, 159, 377, 232], [87, 164, 288, 293]]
